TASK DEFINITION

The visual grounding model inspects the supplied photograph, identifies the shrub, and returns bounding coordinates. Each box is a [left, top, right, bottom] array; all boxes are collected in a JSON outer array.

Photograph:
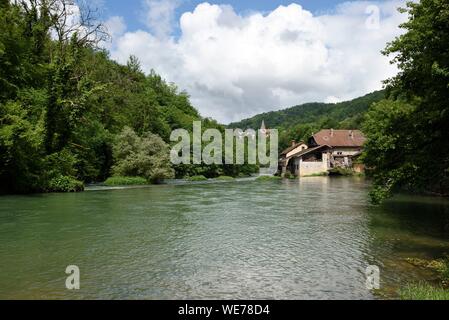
[[284, 172, 296, 180], [216, 176, 235, 181], [187, 175, 208, 182], [104, 176, 148, 186], [112, 127, 175, 183], [304, 172, 329, 177], [328, 168, 354, 176], [47, 176, 84, 193], [256, 176, 282, 182]]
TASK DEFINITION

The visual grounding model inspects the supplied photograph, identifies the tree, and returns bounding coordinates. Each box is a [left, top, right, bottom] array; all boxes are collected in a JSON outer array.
[[364, 0, 449, 203], [362, 100, 416, 203], [0, 0, 258, 194], [112, 127, 175, 183]]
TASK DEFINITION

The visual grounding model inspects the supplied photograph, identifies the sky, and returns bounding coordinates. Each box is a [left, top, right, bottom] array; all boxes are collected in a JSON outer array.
[[89, 0, 408, 123]]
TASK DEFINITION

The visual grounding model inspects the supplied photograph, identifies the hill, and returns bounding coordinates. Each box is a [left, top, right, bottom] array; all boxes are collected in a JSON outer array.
[[228, 90, 385, 150]]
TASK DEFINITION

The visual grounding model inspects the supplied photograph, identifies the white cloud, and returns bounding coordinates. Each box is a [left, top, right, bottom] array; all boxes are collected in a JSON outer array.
[[108, 1, 408, 124], [105, 16, 127, 38], [142, 0, 180, 39]]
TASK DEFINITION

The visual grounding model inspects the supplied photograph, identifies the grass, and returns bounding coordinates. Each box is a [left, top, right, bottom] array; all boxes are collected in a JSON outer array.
[[256, 176, 283, 182], [399, 283, 449, 300], [328, 168, 354, 176], [104, 176, 149, 186], [399, 257, 449, 300], [187, 175, 208, 182], [215, 176, 235, 181], [283, 172, 297, 180], [303, 172, 329, 177]]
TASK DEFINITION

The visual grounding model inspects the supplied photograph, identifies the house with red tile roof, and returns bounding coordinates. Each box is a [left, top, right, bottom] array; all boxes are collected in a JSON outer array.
[[279, 129, 366, 177]]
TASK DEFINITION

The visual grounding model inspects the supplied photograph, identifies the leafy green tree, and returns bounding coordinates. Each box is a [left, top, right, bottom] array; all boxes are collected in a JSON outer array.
[[364, 0, 449, 202], [0, 101, 44, 193], [112, 127, 175, 183], [0, 0, 269, 194], [362, 100, 416, 203]]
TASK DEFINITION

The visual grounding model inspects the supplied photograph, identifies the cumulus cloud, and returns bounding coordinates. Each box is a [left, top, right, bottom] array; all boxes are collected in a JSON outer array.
[[142, 0, 180, 39], [105, 16, 127, 38], [107, 1, 408, 123]]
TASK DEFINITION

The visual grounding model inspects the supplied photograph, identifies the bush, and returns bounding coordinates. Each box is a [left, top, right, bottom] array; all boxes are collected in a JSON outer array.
[[284, 172, 296, 180], [47, 176, 84, 193], [216, 176, 235, 181], [256, 176, 282, 182], [104, 176, 148, 186], [328, 168, 354, 176], [112, 127, 175, 183], [304, 172, 329, 177], [187, 175, 208, 182]]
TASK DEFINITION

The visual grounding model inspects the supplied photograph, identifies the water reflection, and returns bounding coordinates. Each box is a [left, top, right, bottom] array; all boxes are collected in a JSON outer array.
[[0, 178, 448, 299]]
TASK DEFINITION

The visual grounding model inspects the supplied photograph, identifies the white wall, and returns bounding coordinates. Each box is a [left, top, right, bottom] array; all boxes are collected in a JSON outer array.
[[299, 157, 329, 177]]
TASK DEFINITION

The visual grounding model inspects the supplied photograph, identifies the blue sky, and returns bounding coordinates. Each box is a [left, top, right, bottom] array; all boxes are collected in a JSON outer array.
[[99, 0, 381, 34], [96, 0, 406, 123]]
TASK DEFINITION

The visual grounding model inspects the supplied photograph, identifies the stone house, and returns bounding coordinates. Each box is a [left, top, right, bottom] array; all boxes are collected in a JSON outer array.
[[279, 129, 366, 177]]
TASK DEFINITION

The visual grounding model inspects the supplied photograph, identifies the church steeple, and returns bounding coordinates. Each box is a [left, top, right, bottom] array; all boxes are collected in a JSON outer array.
[[260, 120, 270, 137]]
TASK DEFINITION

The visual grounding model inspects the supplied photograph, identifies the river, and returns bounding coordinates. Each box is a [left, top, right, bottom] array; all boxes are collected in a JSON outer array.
[[0, 177, 448, 299]]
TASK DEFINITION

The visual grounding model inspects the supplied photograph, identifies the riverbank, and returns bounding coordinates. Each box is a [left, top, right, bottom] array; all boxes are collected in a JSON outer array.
[[398, 257, 449, 300], [85, 176, 258, 191]]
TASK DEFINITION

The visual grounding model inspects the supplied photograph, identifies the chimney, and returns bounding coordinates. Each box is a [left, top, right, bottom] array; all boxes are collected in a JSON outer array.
[[291, 140, 296, 147], [331, 129, 334, 137], [350, 130, 354, 139]]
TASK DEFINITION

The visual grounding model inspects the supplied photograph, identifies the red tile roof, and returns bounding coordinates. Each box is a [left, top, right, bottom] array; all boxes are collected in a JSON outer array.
[[312, 130, 366, 147]]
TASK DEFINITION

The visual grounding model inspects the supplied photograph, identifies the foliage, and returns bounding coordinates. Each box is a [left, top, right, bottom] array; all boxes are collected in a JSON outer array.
[[328, 168, 355, 176], [399, 283, 449, 300], [215, 176, 235, 181], [0, 101, 45, 193], [304, 172, 329, 177], [284, 172, 296, 180], [104, 176, 148, 186], [112, 127, 175, 184], [187, 175, 208, 182], [47, 176, 84, 193], [363, 0, 449, 203], [400, 256, 449, 300], [229, 91, 385, 151], [256, 176, 282, 182], [0, 1, 257, 194], [406, 257, 449, 284]]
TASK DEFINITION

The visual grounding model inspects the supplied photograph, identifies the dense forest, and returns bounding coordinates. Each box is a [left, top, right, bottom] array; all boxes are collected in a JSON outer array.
[[0, 0, 256, 194], [228, 91, 385, 151]]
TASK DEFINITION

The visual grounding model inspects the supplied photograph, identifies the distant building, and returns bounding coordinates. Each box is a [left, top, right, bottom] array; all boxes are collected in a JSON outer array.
[[260, 120, 271, 138], [279, 129, 366, 177]]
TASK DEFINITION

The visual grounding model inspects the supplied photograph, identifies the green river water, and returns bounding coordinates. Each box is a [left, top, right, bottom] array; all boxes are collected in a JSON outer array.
[[0, 177, 448, 299]]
